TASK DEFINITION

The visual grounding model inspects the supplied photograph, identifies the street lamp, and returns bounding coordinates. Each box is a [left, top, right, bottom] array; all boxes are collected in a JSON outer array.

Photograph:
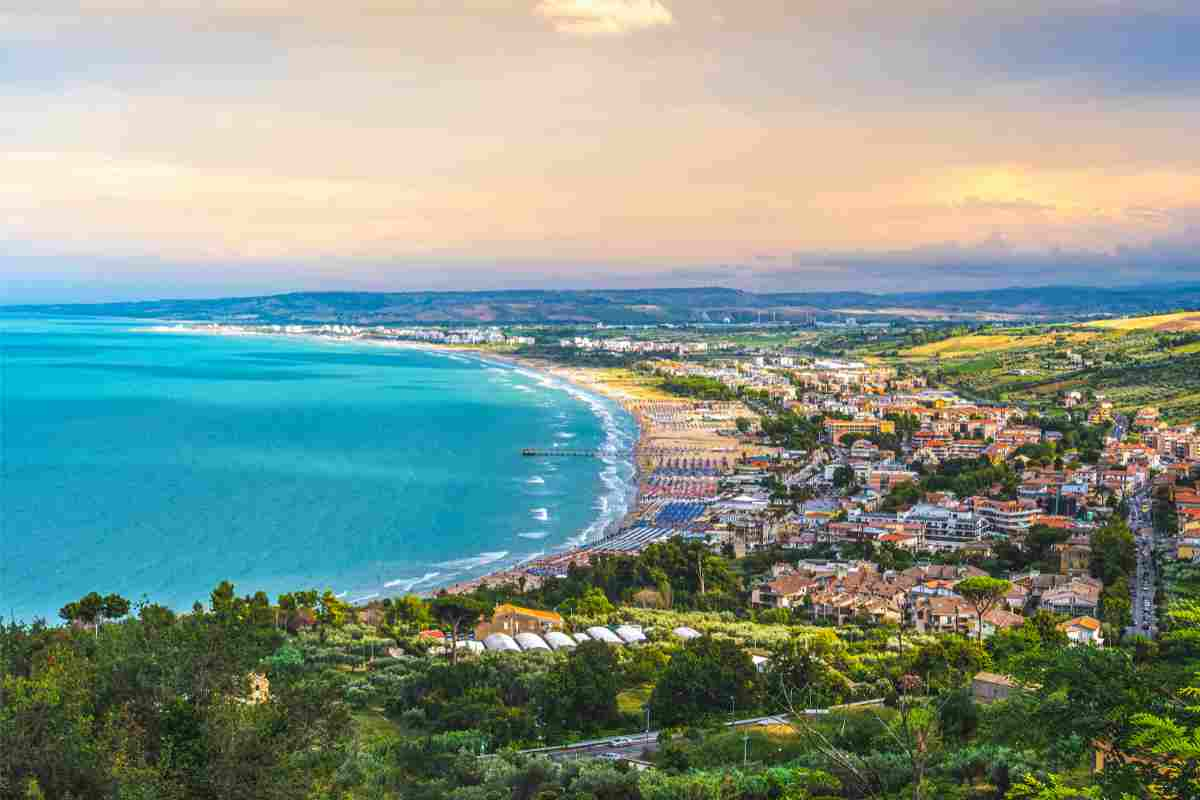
[[645, 707, 651, 734]]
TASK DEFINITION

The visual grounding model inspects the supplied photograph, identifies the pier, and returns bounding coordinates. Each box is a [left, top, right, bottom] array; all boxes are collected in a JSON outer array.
[[521, 447, 738, 458]]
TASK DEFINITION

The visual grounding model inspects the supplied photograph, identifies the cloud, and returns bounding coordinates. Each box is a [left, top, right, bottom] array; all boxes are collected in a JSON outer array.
[[536, 0, 673, 35]]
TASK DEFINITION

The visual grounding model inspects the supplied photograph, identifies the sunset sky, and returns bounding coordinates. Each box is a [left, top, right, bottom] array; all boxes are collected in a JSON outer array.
[[4, 1, 1199, 301]]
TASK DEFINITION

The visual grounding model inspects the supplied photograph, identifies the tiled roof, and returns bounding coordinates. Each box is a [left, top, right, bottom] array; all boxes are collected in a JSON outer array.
[[493, 604, 563, 623]]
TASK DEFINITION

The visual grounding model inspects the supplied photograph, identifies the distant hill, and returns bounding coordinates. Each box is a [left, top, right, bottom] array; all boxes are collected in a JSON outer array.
[[6, 284, 1200, 325]]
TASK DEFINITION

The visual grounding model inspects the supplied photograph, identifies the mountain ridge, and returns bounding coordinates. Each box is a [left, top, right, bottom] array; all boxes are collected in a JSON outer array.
[[6, 283, 1200, 324]]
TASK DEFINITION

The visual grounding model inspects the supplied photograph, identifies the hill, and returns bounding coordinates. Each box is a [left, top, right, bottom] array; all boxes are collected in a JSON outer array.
[[6, 283, 1200, 325]]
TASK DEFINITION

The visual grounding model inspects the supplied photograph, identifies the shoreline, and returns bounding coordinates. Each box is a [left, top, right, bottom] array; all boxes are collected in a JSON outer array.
[[138, 324, 646, 601]]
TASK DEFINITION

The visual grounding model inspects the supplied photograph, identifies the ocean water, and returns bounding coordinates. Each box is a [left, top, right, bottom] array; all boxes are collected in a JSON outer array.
[[0, 316, 638, 622]]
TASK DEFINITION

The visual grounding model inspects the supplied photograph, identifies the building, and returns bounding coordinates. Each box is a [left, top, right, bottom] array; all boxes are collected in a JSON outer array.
[[972, 672, 1017, 704], [474, 604, 564, 640], [1058, 616, 1105, 647], [824, 417, 896, 444], [904, 504, 989, 550], [973, 498, 1040, 537], [1053, 543, 1092, 576], [752, 573, 816, 608]]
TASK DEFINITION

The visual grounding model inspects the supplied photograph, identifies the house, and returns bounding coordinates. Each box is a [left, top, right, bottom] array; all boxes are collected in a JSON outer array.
[[1053, 542, 1092, 576], [1176, 537, 1200, 561], [474, 604, 564, 639], [972, 672, 1017, 704], [1004, 582, 1030, 612], [910, 596, 974, 635], [752, 573, 816, 608], [1058, 616, 1105, 647], [1041, 583, 1101, 617]]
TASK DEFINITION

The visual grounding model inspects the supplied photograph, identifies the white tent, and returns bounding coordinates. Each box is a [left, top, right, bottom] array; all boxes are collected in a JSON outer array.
[[672, 626, 702, 640], [544, 631, 577, 650], [482, 633, 521, 652], [514, 632, 552, 652], [571, 632, 592, 643], [586, 626, 623, 645], [614, 625, 647, 644]]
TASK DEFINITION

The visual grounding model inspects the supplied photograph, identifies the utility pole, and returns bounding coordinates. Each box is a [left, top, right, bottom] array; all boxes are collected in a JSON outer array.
[[743, 729, 750, 766], [645, 707, 651, 734]]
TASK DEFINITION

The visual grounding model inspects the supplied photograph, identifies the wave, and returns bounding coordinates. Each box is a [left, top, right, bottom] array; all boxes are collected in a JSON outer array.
[[555, 432, 576, 439], [384, 571, 442, 592], [525, 476, 545, 485], [437, 551, 509, 570], [518, 531, 549, 540], [531, 508, 549, 521]]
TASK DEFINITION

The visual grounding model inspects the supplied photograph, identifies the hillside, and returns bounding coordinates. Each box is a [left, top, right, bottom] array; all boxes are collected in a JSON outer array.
[[892, 312, 1200, 421], [6, 283, 1200, 325]]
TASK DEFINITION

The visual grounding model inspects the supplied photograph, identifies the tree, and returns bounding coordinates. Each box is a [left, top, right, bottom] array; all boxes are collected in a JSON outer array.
[[430, 595, 490, 664], [833, 466, 857, 492], [735, 417, 754, 435], [1089, 517, 1135, 586], [385, 594, 433, 633], [565, 587, 614, 617], [100, 593, 130, 626], [956, 576, 1012, 643], [1126, 669, 1200, 800], [316, 590, 348, 631], [541, 640, 621, 735], [58, 591, 104, 634], [648, 636, 760, 726]]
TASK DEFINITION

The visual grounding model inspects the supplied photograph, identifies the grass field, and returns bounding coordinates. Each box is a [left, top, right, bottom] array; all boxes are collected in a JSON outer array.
[[617, 684, 653, 714], [1080, 311, 1200, 332], [903, 331, 1096, 358]]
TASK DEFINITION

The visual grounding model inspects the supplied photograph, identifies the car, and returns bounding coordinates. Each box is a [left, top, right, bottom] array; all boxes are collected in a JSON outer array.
[[598, 753, 622, 761], [609, 737, 633, 746]]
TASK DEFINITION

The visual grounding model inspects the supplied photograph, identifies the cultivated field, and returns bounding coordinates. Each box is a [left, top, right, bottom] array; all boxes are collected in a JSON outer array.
[[1080, 311, 1200, 332], [903, 331, 1096, 358]]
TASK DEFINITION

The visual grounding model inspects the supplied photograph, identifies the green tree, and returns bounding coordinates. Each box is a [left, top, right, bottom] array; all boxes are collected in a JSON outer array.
[[832, 466, 857, 492], [430, 595, 490, 664], [58, 591, 105, 634], [100, 593, 131, 626], [541, 640, 621, 735], [1089, 517, 1135, 586], [648, 636, 760, 726], [956, 576, 1012, 643], [567, 587, 615, 618]]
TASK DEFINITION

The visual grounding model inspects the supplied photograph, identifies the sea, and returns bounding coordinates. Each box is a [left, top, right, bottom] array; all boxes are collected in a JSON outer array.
[[0, 315, 638, 622]]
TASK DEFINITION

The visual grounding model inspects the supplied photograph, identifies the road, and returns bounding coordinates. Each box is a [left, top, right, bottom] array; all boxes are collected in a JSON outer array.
[[1128, 485, 1157, 638], [514, 715, 793, 762]]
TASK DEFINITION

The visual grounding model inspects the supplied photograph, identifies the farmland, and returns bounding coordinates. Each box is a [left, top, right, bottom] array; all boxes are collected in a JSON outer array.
[[881, 313, 1200, 422], [1080, 311, 1200, 332]]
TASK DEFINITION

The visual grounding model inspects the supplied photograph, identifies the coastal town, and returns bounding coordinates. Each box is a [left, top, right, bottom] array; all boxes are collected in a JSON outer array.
[[153, 317, 1200, 651], [439, 344, 1199, 658]]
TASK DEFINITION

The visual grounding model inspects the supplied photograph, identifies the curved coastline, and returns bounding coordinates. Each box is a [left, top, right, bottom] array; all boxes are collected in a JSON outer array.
[[413, 348, 643, 597], [137, 324, 641, 602]]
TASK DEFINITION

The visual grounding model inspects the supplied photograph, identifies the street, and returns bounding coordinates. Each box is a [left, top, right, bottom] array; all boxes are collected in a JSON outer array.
[[1128, 486, 1157, 638]]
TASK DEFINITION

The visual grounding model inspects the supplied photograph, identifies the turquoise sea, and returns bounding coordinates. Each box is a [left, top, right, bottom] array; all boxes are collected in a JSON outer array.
[[0, 316, 637, 622]]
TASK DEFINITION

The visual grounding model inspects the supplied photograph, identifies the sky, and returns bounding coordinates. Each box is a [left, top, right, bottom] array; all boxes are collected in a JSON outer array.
[[3, 1, 1200, 302]]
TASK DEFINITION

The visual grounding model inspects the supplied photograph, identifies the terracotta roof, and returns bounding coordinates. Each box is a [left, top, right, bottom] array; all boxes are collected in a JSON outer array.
[[974, 671, 1016, 686], [1060, 616, 1102, 631], [493, 603, 563, 624]]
